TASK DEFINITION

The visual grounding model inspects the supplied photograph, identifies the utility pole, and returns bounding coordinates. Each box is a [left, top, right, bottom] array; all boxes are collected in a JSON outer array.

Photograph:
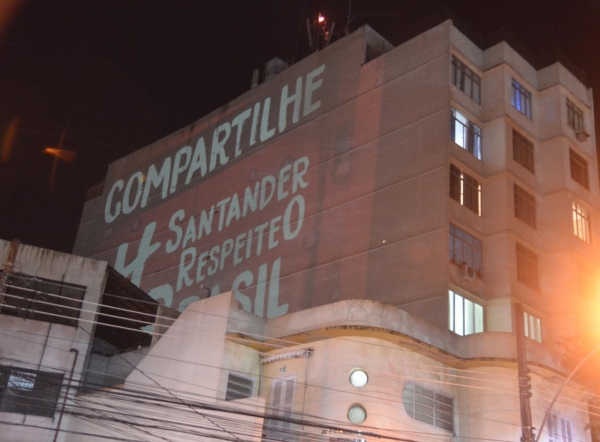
[[515, 302, 535, 442]]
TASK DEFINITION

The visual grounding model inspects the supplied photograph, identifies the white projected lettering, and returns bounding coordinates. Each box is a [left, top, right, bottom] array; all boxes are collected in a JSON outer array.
[[104, 64, 325, 224], [114, 157, 310, 319]]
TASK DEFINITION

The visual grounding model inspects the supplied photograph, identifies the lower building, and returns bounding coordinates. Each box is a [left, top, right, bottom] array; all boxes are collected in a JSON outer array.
[[60, 291, 592, 442]]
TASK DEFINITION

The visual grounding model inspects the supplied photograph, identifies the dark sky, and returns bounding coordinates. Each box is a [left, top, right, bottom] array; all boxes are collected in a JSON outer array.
[[0, 0, 599, 253]]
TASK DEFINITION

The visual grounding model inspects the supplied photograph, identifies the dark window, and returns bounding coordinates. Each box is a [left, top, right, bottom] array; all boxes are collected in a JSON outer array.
[[0, 273, 85, 327], [513, 130, 534, 173], [0, 366, 63, 417], [516, 243, 538, 289], [451, 56, 481, 104], [450, 165, 481, 215], [569, 148, 589, 190], [225, 373, 254, 401], [514, 184, 536, 228], [451, 109, 482, 159], [566, 99, 584, 132], [403, 383, 453, 432], [449, 224, 483, 276]]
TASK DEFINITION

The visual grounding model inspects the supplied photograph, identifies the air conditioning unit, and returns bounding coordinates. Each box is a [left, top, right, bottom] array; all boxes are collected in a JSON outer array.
[[460, 264, 477, 282], [575, 130, 590, 142]]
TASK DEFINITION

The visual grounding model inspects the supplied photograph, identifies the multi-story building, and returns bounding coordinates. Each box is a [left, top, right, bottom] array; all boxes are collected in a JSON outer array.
[[16, 16, 600, 442]]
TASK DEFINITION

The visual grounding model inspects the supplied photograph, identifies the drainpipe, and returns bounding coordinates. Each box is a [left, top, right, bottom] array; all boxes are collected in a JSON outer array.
[[0, 239, 20, 314], [53, 349, 79, 442]]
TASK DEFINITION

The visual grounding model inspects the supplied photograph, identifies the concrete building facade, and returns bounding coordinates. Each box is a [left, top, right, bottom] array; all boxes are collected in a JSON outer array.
[[3, 16, 598, 442]]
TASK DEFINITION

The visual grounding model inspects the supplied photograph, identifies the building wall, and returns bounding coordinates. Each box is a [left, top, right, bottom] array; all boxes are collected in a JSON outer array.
[[0, 240, 108, 442]]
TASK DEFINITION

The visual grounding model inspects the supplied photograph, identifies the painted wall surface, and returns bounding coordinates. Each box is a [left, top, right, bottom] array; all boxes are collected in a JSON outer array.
[[74, 23, 452, 318]]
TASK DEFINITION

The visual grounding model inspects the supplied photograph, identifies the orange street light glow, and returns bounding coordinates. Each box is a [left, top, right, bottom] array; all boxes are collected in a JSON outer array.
[[318, 14, 325, 23], [44, 147, 76, 162]]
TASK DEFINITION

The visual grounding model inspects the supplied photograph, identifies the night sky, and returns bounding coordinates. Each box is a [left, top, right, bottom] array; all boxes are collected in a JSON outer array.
[[1, 0, 599, 254]]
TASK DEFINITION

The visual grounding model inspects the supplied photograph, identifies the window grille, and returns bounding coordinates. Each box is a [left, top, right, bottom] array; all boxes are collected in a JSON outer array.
[[514, 184, 536, 228], [566, 99, 584, 132], [572, 202, 592, 244], [0, 366, 63, 417], [516, 243, 538, 289], [403, 383, 453, 432], [569, 148, 589, 190], [450, 165, 481, 215], [449, 224, 483, 276], [225, 373, 254, 401]]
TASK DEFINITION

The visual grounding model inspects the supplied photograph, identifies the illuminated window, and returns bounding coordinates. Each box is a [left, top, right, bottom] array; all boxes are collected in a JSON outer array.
[[548, 413, 573, 442], [450, 165, 481, 215], [403, 383, 453, 432], [511, 79, 532, 118], [448, 290, 484, 336], [451, 109, 482, 159], [451, 56, 481, 104], [572, 202, 591, 244], [449, 224, 483, 276], [516, 243, 538, 289], [513, 130, 534, 173], [514, 184, 536, 228], [566, 99, 584, 132], [523, 312, 542, 343], [569, 149, 589, 190], [0, 366, 63, 417]]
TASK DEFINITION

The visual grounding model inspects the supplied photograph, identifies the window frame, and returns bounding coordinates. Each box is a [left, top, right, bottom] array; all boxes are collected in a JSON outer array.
[[449, 224, 483, 277], [450, 164, 482, 216], [450, 108, 482, 160], [516, 243, 539, 290], [451, 56, 481, 104], [403, 383, 454, 432], [264, 376, 296, 439], [513, 184, 537, 228], [548, 413, 573, 442], [566, 99, 584, 132], [448, 290, 484, 336], [512, 130, 534, 173], [511, 78, 532, 119], [569, 148, 590, 190], [523, 311, 542, 343], [572, 201, 592, 244], [0, 366, 63, 417]]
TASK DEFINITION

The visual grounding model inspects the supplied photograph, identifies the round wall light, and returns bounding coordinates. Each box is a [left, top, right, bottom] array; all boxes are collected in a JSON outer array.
[[347, 404, 367, 424], [349, 369, 368, 387]]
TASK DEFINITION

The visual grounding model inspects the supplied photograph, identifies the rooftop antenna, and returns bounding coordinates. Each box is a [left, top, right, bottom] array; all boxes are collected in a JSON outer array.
[[306, 13, 335, 53]]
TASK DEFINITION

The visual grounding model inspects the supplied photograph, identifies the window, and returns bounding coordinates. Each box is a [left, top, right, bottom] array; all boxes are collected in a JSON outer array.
[[514, 184, 536, 228], [516, 243, 538, 289], [449, 224, 483, 276], [225, 373, 254, 401], [403, 383, 453, 432], [450, 165, 481, 215], [513, 130, 534, 173], [451, 109, 482, 159], [566, 99, 584, 132], [548, 413, 573, 442], [523, 312, 542, 343], [448, 290, 484, 336], [569, 149, 589, 190], [572, 202, 592, 244], [0, 366, 63, 417], [511, 79, 532, 118], [0, 273, 85, 327], [451, 56, 481, 104], [264, 377, 296, 439]]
